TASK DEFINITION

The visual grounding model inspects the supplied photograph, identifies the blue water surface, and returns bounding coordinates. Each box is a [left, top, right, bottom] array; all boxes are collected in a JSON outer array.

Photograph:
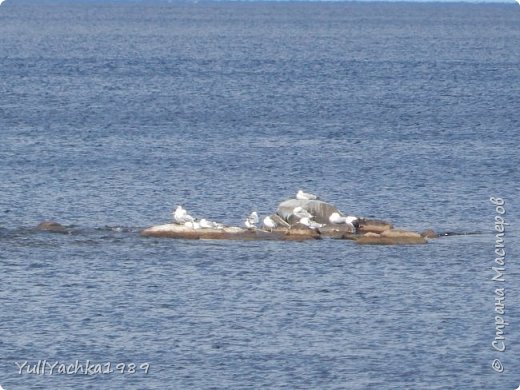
[[1, 2, 519, 389]]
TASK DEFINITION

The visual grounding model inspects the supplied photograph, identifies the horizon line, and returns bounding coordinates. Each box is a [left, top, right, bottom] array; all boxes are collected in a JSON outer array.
[[3, 0, 515, 4]]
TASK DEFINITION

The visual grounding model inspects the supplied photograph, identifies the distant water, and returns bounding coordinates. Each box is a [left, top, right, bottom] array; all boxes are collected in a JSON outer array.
[[1, 3, 519, 389]]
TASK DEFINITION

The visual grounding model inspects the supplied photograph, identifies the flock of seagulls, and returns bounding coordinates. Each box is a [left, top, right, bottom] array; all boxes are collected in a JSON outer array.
[[242, 190, 359, 232], [173, 205, 224, 230], [173, 205, 195, 224], [174, 189, 359, 233]]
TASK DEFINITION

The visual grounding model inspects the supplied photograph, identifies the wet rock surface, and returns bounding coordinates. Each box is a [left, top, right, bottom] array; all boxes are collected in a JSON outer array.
[[35, 221, 69, 234]]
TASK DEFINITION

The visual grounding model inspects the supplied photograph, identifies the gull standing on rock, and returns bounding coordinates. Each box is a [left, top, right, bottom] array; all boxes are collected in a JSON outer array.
[[345, 216, 359, 232], [263, 216, 277, 231], [329, 212, 345, 224], [296, 189, 319, 200], [173, 205, 195, 224], [329, 212, 359, 232], [244, 211, 259, 229]]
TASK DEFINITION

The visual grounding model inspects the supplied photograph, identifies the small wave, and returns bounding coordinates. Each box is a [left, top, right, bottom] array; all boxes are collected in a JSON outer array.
[[95, 225, 142, 233], [438, 231, 484, 237]]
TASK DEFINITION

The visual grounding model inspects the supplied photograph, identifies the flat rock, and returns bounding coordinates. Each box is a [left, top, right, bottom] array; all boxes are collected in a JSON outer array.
[[380, 229, 422, 239], [140, 223, 319, 241], [286, 224, 321, 238], [356, 229, 427, 245], [319, 224, 356, 238], [358, 219, 394, 234]]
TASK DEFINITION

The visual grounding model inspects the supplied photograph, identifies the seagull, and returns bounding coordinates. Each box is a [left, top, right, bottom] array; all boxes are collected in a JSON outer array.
[[299, 217, 324, 230], [0, 0, 6, 6], [296, 189, 318, 200], [244, 211, 259, 229], [173, 205, 195, 224], [199, 219, 225, 230], [329, 212, 346, 224], [345, 216, 359, 231], [263, 216, 277, 231], [293, 206, 313, 219], [199, 219, 214, 229], [345, 216, 358, 225], [329, 212, 359, 232]]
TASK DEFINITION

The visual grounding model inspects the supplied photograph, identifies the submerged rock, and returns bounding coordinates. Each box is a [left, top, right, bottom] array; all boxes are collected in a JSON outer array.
[[35, 221, 68, 234], [421, 229, 438, 238]]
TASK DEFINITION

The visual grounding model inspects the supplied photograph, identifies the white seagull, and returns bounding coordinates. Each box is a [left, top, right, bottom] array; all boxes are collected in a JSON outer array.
[[345, 216, 359, 232], [293, 206, 313, 219], [173, 205, 195, 224], [329, 212, 358, 232], [329, 212, 345, 224], [199, 219, 214, 229], [199, 218, 224, 230], [299, 217, 324, 230], [244, 211, 259, 229], [0, 0, 6, 6], [263, 216, 277, 231], [296, 189, 318, 200]]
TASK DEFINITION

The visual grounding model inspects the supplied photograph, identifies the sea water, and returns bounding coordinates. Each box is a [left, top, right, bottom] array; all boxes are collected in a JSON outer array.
[[1, 2, 519, 389]]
